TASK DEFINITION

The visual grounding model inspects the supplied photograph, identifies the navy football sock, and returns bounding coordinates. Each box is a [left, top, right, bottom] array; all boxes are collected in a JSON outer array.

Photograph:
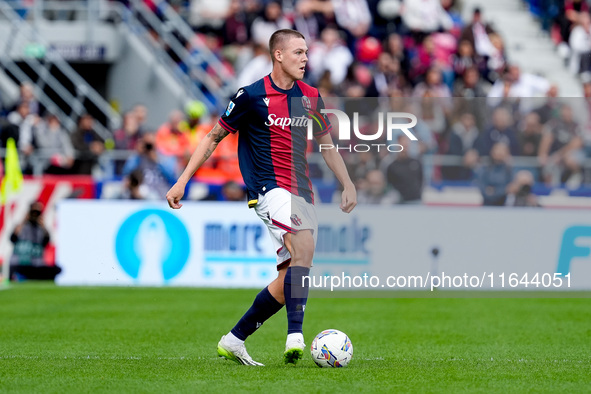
[[231, 286, 283, 341], [284, 266, 310, 335]]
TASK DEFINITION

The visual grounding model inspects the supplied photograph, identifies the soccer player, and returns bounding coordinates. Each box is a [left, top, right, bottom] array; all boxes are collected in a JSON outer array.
[[166, 29, 357, 366]]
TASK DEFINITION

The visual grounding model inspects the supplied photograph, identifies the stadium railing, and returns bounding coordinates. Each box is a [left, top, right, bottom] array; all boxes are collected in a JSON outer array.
[[123, 0, 235, 113], [0, 0, 121, 139]]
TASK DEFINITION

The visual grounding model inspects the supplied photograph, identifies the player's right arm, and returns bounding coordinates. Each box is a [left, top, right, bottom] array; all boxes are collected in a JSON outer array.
[[166, 123, 229, 209], [167, 88, 248, 209]]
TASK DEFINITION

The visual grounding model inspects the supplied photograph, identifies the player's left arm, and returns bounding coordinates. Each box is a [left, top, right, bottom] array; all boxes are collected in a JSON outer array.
[[315, 132, 357, 213]]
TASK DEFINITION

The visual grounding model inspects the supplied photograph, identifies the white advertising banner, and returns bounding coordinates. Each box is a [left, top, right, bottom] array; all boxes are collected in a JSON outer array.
[[56, 201, 591, 290]]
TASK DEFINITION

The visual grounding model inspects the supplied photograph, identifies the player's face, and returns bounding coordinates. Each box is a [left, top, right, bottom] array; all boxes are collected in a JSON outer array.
[[280, 37, 308, 81]]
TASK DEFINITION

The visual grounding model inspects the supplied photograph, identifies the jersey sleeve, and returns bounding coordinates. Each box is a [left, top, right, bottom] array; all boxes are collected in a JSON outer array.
[[218, 88, 250, 134], [312, 94, 333, 139]]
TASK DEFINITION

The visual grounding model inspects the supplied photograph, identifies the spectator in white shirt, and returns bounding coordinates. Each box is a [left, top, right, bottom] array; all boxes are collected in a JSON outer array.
[[331, 0, 371, 38], [487, 65, 551, 113], [236, 44, 272, 89], [308, 26, 354, 85], [401, 0, 453, 34], [251, 1, 292, 47], [569, 12, 591, 75]]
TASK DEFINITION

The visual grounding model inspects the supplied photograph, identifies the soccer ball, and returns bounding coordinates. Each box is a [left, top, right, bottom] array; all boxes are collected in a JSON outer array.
[[310, 329, 353, 368]]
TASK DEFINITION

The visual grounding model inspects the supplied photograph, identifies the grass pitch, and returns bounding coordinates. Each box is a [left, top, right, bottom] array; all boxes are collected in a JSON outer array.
[[1, 284, 590, 393]]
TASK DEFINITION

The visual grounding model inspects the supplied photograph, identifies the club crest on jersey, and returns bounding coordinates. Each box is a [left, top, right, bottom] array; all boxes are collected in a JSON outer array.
[[225, 101, 235, 116], [290, 214, 302, 227], [302, 95, 312, 111]]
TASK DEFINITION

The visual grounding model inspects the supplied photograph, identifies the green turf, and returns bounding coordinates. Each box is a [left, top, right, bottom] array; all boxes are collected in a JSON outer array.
[[1, 284, 590, 393]]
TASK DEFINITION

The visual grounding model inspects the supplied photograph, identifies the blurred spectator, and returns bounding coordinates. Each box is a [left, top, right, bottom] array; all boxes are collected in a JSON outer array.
[[385, 33, 411, 83], [357, 169, 398, 205], [113, 110, 141, 175], [293, 0, 327, 42], [386, 136, 423, 204], [409, 34, 437, 81], [251, 1, 292, 46], [122, 133, 177, 199], [34, 112, 75, 174], [308, 26, 354, 85], [413, 94, 449, 144], [70, 113, 105, 175], [344, 150, 379, 186], [555, 0, 589, 62], [115, 169, 146, 200], [440, 0, 463, 33], [236, 43, 272, 88], [401, 0, 453, 38], [568, 11, 591, 75], [9, 202, 61, 281], [113, 111, 141, 150], [430, 32, 457, 85], [484, 33, 507, 83], [182, 100, 210, 140], [413, 66, 452, 98], [532, 85, 560, 124], [488, 65, 552, 112], [518, 112, 544, 157], [132, 104, 149, 135], [189, 0, 232, 34], [505, 170, 540, 207], [539, 104, 584, 185], [460, 7, 496, 58], [460, 6, 504, 82], [223, 0, 250, 46], [331, 0, 371, 39], [474, 106, 521, 156], [453, 39, 483, 79], [442, 112, 479, 180], [452, 66, 489, 130], [450, 148, 479, 182], [366, 52, 403, 97], [221, 180, 246, 201], [156, 109, 192, 169], [7, 100, 35, 156], [10, 82, 40, 116], [478, 142, 513, 206], [366, 0, 403, 40]]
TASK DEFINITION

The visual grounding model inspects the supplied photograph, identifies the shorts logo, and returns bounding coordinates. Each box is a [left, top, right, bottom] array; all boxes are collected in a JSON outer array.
[[290, 214, 302, 227], [302, 96, 311, 111], [225, 101, 235, 116]]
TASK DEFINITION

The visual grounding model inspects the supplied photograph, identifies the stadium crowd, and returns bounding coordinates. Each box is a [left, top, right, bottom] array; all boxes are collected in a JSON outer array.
[[2, 0, 591, 207]]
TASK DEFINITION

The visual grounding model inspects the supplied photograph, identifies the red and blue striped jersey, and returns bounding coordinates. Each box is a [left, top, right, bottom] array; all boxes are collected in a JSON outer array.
[[217, 75, 331, 204]]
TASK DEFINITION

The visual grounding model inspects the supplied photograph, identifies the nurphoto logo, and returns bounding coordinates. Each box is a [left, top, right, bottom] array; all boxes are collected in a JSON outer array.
[[307, 109, 418, 152]]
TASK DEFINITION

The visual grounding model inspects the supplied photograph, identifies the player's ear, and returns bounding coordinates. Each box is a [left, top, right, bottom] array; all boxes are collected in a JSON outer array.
[[275, 49, 282, 63]]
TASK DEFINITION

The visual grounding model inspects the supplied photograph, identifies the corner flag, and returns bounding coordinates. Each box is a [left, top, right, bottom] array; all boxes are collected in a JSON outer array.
[[1, 138, 23, 205]]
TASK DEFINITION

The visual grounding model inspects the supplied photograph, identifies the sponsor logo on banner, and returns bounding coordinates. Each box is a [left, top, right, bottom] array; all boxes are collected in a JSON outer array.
[[115, 209, 190, 284], [556, 226, 591, 275], [314, 217, 372, 274], [202, 222, 275, 280]]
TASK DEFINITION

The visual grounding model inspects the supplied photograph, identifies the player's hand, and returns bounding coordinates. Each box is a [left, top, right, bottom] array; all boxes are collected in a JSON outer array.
[[166, 182, 185, 209], [340, 185, 357, 213]]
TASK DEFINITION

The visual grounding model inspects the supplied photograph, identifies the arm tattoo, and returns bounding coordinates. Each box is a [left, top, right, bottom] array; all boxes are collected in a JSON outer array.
[[207, 124, 230, 144], [204, 147, 214, 160]]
